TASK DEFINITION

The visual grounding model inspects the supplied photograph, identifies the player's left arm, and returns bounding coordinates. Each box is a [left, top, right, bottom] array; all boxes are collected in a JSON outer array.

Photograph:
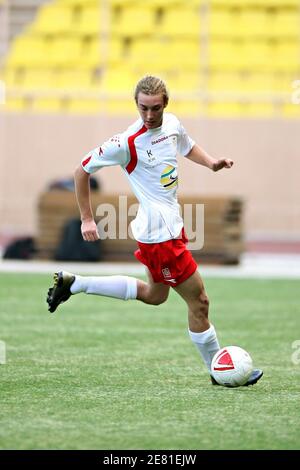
[[185, 144, 234, 172]]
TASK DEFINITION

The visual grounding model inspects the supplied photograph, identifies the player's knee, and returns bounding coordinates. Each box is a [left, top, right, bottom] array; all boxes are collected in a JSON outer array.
[[148, 293, 168, 305], [137, 283, 168, 305]]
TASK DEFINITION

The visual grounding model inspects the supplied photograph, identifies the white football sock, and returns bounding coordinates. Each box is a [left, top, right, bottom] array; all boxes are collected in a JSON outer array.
[[70, 275, 137, 300], [189, 325, 220, 372]]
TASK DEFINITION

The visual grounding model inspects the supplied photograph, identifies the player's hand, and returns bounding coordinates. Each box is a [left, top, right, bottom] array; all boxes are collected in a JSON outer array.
[[81, 219, 100, 242], [212, 158, 234, 172]]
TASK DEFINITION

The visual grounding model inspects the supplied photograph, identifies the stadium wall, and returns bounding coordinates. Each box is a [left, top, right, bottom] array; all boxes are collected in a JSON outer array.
[[0, 113, 299, 243]]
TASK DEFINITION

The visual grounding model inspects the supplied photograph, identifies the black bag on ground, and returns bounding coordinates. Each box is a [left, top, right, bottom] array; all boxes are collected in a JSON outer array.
[[3, 237, 36, 259], [54, 219, 101, 262]]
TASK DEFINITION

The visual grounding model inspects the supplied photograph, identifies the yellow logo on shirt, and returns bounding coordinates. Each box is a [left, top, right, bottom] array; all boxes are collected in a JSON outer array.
[[160, 165, 178, 190]]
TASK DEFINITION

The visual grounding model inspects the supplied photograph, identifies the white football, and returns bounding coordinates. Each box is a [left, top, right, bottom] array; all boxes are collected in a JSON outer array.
[[211, 346, 253, 387]]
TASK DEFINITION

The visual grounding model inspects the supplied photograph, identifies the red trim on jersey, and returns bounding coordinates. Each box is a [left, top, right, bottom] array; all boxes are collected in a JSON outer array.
[[126, 125, 147, 174], [82, 156, 91, 167]]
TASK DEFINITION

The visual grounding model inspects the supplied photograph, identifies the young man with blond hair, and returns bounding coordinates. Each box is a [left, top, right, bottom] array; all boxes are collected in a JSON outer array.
[[47, 75, 263, 386]]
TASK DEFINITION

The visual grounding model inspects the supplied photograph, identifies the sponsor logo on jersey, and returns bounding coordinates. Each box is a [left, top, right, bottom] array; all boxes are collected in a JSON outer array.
[[152, 135, 169, 145], [160, 165, 178, 190], [146, 149, 156, 163]]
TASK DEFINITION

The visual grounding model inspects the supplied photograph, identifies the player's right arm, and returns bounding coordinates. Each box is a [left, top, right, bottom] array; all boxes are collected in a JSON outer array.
[[74, 165, 100, 242], [75, 134, 128, 242]]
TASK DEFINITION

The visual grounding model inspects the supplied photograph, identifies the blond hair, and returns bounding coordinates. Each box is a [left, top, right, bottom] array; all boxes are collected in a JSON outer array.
[[134, 75, 169, 106]]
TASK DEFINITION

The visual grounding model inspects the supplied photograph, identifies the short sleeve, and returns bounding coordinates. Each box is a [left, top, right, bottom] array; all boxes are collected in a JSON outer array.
[[81, 134, 128, 174], [177, 123, 195, 157]]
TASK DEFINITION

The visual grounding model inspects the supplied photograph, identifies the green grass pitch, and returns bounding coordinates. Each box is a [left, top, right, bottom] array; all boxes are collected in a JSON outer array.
[[0, 273, 300, 450]]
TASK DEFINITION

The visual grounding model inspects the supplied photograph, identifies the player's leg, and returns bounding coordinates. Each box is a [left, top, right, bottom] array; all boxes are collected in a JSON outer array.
[[174, 270, 263, 386], [47, 271, 138, 313], [47, 268, 169, 313], [174, 269, 220, 373], [136, 267, 170, 305]]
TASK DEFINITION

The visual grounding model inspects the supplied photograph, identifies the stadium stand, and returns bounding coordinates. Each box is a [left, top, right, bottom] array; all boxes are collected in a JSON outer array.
[[0, 0, 299, 117], [37, 191, 244, 264], [3, 0, 50, 40]]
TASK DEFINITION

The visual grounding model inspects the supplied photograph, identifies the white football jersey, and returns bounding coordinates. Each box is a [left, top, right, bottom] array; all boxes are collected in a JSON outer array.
[[81, 113, 195, 243]]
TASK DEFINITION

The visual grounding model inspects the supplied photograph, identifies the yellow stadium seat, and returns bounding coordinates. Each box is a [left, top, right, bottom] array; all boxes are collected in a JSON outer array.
[[168, 39, 200, 70], [272, 41, 300, 72], [160, 7, 200, 38], [101, 68, 137, 93], [128, 38, 200, 73], [272, 0, 299, 6], [210, 0, 251, 6], [5, 36, 49, 68], [47, 37, 83, 68], [270, 11, 300, 39], [3, 0, 296, 116], [106, 39, 124, 65], [209, 9, 238, 38], [76, 6, 102, 36], [58, 0, 98, 6], [209, 40, 275, 73], [56, 69, 93, 90], [241, 41, 274, 72], [128, 38, 169, 71], [212, 7, 277, 40], [208, 40, 244, 71], [21, 69, 58, 90], [189, 0, 205, 6], [212, 0, 299, 6], [111, 0, 195, 9], [110, 0, 138, 7], [29, 4, 74, 35], [112, 7, 155, 37], [77, 37, 106, 69], [100, 68, 137, 114], [239, 10, 271, 38]]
